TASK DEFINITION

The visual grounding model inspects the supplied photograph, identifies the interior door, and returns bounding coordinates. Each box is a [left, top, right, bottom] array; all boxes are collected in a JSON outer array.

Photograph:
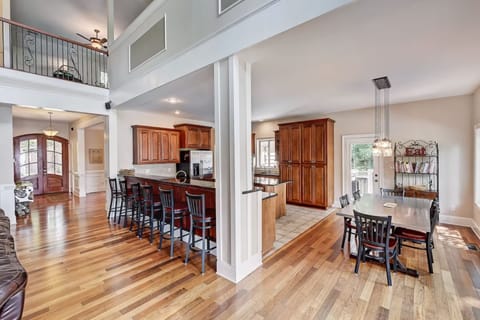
[[14, 134, 69, 195], [342, 135, 383, 197]]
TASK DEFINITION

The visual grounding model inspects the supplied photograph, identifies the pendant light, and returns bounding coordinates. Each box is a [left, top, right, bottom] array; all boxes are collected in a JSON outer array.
[[372, 76, 392, 157], [43, 112, 58, 137]]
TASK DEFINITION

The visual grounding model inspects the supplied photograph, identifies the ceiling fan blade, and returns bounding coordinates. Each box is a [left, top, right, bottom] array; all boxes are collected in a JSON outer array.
[[76, 33, 90, 42], [100, 38, 108, 44]]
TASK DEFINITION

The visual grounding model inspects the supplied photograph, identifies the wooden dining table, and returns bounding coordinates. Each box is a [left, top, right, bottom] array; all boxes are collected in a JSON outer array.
[[336, 194, 433, 277]]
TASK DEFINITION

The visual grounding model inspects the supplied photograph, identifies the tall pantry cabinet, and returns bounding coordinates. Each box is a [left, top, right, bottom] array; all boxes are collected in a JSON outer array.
[[279, 118, 334, 209]]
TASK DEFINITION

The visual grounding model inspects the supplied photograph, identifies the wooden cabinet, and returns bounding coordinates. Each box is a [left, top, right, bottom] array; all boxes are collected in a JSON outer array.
[[174, 124, 212, 150], [274, 130, 280, 162], [132, 126, 180, 164], [279, 118, 334, 208]]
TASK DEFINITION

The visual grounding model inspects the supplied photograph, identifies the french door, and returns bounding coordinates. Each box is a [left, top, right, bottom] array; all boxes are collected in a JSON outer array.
[[342, 134, 383, 197], [13, 134, 69, 195]]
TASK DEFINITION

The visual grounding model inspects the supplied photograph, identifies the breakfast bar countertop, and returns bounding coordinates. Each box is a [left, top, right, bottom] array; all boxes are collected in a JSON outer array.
[[253, 177, 291, 186]]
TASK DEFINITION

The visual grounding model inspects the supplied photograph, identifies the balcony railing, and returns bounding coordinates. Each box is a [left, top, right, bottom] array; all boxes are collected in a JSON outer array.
[[0, 17, 108, 88]]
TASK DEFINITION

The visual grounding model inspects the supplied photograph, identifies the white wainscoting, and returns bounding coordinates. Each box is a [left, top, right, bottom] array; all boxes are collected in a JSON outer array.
[[86, 170, 106, 194]]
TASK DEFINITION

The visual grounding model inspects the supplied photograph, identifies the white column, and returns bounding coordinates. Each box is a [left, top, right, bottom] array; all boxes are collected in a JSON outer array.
[[105, 110, 118, 212], [215, 55, 262, 283], [0, 104, 15, 223], [107, 0, 115, 44], [76, 128, 86, 197]]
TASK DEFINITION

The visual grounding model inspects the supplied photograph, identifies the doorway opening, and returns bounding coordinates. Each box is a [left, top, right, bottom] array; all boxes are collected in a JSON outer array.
[[342, 134, 383, 197]]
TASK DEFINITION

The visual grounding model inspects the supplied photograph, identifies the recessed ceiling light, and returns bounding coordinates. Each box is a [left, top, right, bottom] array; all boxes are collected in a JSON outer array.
[[174, 110, 181, 115], [43, 107, 64, 112], [164, 97, 181, 104]]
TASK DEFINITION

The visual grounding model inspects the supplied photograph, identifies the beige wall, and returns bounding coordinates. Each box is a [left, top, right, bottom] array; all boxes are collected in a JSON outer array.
[[328, 95, 473, 219], [253, 94, 474, 220], [85, 128, 104, 171], [473, 87, 480, 227], [13, 118, 70, 139]]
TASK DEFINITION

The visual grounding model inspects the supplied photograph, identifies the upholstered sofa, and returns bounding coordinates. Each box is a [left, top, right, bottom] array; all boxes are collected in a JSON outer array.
[[0, 209, 27, 320]]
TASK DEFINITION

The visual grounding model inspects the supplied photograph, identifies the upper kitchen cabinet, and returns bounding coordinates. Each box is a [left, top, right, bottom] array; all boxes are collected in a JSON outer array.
[[132, 126, 180, 164], [174, 124, 212, 150], [279, 123, 302, 163]]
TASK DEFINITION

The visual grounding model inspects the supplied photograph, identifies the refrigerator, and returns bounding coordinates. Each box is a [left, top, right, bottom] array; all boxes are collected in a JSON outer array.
[[176, 150, 214, 179]]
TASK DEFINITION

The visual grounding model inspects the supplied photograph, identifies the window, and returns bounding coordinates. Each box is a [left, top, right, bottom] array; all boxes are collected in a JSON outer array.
[[46, 139, 63, 176], [256, 138, 277, 168], [19, 138, 38, 178]]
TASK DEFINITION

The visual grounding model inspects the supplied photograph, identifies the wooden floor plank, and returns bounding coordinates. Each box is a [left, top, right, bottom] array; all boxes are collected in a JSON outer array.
[[12, 192, 480, 319]]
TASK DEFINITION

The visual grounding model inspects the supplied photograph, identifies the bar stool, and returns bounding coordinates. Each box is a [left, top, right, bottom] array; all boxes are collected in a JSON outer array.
[[184, 191, 216, 274], [158, 188, 188, 257], [139, 185, 162, 244], [129, 183, 142, 234], [108, 178, 122, 221], [117, 180, 134, 227]]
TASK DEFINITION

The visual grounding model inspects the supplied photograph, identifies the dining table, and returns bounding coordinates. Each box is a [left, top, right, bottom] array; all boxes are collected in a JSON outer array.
[[336, 193, 433, 277]]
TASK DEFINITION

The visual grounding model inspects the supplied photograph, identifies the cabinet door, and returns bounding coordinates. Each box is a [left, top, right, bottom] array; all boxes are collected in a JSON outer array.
[[160, 131, 170, 161], [313, 165, 326, 206], [301, 164, 314, 205], [279, 127, 290, 162], [313, 121, 326, 163], [169, 132, 180, 162], [279, 163, 291, 201], [291, 124, 302, 163], [150, 130, 162, 162], [138, 128, 151, 163], [290, 163, 302, 203], [302, 123, 313, 163], [186, 127, 201, 148], [199, 128, 211, 149]]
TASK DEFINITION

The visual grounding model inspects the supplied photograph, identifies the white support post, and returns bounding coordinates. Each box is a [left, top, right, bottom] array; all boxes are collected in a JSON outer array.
[[0, 104, 15, 223], [105, 110, 118, 213], [107, 0, 115, 44], [215, 55, 262, 283]]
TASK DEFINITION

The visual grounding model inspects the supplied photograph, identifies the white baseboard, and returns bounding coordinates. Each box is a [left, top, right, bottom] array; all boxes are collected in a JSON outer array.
[[439, 215, 480, 240]]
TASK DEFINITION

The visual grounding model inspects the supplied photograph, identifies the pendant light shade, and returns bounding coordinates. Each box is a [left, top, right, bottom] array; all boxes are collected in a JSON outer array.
[[43, 112, 58, 137], [372, 76, 392, 157]]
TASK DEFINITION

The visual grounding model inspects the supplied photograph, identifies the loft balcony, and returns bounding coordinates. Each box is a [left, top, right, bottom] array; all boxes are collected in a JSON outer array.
[[0, 17, 108, 89]]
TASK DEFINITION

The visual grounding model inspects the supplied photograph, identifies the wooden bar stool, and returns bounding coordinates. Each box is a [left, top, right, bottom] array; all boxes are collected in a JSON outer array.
[[117, 180, 134, 227], [139, 185, 162, 244], [184, 192, 216, 274], [108, 178, 122, 222], [158, 188, 188, 257]]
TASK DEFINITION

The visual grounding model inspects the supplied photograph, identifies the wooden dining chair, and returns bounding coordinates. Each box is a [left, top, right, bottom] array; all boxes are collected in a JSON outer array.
[[393, 198, 439, 273], [352, 190, 361, 201], [354, 210, 398, 286], [380, 188, 405, 197], [339, 194, 356, 249]]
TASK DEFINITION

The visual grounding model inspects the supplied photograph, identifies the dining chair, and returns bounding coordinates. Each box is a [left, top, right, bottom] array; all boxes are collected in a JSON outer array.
[[393, 198, 439, 273], [354, 210, 398, 286], [128, 183, 142, 234], [117, 180, 133, 227], [353, 190, 361, 201], [380, 188, 405, 197], [158, 188, 188, 257], [339, 194, 356, 250], [184, 192, 216, 273]]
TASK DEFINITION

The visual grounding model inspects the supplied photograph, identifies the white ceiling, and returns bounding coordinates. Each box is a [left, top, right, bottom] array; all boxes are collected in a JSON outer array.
[[122, 0, 480, 122], [12, 106, 93, 122], [10, 0, 480, 124], [11, 0, 152, 43]]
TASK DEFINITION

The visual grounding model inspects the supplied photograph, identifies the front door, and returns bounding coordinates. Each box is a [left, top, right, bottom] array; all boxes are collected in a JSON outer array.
[[14, 134, 69, 195], [342, 135, 383, 197]]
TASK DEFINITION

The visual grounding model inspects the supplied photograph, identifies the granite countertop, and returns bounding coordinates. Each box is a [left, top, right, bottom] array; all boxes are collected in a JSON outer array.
[[253, 176, 290, 186], [262, 192, 278, 200], [127, 174, 215, 189]]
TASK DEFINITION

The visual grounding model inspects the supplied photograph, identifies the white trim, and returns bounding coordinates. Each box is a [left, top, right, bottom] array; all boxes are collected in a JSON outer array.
[[471, 219, 480, 241], [439, 215, 474, 227], [129, 14, 167, 73]]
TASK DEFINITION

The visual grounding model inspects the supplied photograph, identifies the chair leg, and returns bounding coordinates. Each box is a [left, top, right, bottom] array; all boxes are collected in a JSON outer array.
[[149, 212, 155, 244], [354, 245, 362, 274], [398, 239, 403, 255], [118, 197, 124, 225], [158, 215, 165, 250], [341, 222, 347, 249], [201, 227, 206, 274], [108, 194, 114, 219], [427, 245, 434, 273], [385, 250, 392, 286], [129, 203, 136, 231], [169, 214, 175, 257], [185, 220, 193, 265], [140, 213, 146, 238]]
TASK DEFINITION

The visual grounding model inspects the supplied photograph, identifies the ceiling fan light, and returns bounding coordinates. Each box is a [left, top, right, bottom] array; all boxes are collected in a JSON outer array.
[[91, 39, 103, 49]]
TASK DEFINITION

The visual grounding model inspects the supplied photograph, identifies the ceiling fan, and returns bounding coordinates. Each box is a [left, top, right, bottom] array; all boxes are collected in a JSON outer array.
[[76, 29, 107, 50]]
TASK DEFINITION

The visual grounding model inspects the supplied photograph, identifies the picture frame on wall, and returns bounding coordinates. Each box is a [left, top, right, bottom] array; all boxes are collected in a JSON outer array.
[[218, 0, 244, 15], [88, 148, 104, 164]]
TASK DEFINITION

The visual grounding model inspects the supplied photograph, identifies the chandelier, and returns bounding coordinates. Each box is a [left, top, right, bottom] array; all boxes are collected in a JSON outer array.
[[372, 76, 392, 157], [43, 112, 58, 137]]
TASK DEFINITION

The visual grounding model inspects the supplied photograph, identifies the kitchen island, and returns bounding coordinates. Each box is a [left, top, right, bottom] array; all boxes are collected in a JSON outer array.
[[254, 176, 289, 218]]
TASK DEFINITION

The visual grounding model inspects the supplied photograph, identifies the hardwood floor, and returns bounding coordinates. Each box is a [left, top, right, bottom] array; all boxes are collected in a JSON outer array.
[[12, 192, 480, 319]]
